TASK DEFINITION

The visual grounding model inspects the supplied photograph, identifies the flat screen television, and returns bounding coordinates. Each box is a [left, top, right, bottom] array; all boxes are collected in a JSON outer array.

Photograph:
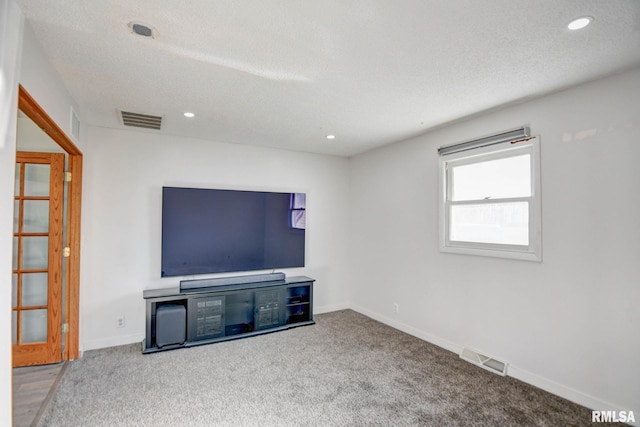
[[161, 187, 306, 277]]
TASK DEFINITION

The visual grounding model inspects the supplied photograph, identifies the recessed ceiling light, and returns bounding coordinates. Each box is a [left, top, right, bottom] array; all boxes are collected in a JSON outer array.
[[326, 134, 336, 140], [183, 112, 195, 118], [567, 16, 593, 31]]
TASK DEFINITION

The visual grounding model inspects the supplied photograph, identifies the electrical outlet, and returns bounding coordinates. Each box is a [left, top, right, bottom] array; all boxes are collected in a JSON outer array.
[[393, 303, 399, 313], [116, 316, 126, 328]]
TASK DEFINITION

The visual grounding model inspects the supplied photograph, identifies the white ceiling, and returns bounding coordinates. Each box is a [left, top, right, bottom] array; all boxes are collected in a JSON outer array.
[[17, 0, 640, 157]]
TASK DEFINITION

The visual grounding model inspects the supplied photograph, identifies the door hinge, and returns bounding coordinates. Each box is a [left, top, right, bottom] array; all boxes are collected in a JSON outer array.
[[62, 323, 69, 333], [63, 247, 71, 257], [64, 171, 72, 182]]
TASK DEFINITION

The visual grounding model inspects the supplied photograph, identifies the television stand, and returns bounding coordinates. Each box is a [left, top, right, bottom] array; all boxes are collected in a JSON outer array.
[[142, 276, 314, 353]]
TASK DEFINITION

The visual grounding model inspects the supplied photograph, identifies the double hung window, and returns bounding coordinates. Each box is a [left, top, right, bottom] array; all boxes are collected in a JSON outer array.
[[439, 129, 541, 261]]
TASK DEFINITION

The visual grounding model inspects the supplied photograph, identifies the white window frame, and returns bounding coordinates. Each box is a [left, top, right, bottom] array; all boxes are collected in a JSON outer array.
[[439, 136, 542, 261]]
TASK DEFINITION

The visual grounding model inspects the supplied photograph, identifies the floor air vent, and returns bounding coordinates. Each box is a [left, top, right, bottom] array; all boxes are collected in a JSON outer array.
[[119, 110, 163, 130], [460, 347, 508, 376]]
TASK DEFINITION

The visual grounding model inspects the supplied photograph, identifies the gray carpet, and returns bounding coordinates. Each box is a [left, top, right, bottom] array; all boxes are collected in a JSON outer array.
[[38, 310, 612, 426]]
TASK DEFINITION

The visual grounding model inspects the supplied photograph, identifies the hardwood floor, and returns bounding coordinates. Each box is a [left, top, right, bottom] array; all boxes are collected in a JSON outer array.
[[12, 363, 66, 427]]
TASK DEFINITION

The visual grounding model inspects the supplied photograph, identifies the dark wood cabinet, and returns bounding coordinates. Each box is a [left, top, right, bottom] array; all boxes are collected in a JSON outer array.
[[143, 276, 314, 353]]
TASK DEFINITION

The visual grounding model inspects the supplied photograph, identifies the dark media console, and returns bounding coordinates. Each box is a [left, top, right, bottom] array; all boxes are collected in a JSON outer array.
[[142, 275, 314, 353]]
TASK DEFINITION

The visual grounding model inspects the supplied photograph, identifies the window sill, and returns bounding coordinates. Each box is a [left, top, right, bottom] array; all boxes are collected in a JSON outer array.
[[440, 244, 542, 262]]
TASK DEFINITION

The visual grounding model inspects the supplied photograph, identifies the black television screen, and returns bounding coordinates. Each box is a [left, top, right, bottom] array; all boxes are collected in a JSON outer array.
[[161, 187, 306, 277]]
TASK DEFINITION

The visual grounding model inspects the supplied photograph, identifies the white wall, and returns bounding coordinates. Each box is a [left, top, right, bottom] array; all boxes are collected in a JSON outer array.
[[19, 22, 86, 152], [80, 126, 350, 350], [349, 67, 640, 418], [17, 115, 66, 153], [0, 0, 23, 423]]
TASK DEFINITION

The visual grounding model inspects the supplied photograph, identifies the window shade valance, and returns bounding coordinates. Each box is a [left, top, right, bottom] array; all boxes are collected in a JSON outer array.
[[438, 126, 530, 156]]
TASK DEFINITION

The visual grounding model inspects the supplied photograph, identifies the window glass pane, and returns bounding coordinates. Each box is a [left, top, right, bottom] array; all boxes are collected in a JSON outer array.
[[13, 236, 19, 270], [15, 163, 21, 196], [14, 200, 20, 233], [12, 311, 18, 345], [452, 154, 530, 201], [21, 309, 48, 343], [22, 272, 48, 306], [450, 202, 529, 245], [23, 200, 49, 233], [12, 274, 18, 308], [24, 164, 50, 197], [22, 236, 48, 270]]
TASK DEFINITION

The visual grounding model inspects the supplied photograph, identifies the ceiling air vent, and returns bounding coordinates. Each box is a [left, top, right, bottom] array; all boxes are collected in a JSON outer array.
[[119, 110, 163, 130]]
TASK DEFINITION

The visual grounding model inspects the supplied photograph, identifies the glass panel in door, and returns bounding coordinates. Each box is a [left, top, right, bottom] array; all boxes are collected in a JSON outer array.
[[13, 152, 65, 366]]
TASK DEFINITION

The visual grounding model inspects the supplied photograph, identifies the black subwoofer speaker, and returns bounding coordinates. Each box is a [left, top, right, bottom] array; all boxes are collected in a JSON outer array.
[[156, 304, 186, 348]]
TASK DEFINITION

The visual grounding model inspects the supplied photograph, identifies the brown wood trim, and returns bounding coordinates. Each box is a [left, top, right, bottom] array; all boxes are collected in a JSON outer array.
[[12, 269, 48, 274], [18, 86, 81, 155], [12, 346, 57, 366], [18, 85, 83, 361], [13, 305, 48, 310], [13, 153, 53, 163], [65, 154, 82, 360], [15, 197, 50, 201], [47, 153, 65, 362]]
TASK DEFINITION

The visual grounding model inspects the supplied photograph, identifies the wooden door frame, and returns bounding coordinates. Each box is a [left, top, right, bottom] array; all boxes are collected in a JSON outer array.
[[18, 85, 82, 360]]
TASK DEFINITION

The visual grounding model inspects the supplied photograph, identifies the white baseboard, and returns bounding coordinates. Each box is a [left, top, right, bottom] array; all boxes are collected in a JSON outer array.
[[314, 302, 350, 314], [345, 304, 638, 426], [508, 365, 638, 426], [350, 304, 463, 355], [79, 302, 350, 351], [81, 333, 144, 352], [79, 302, 350, 352]]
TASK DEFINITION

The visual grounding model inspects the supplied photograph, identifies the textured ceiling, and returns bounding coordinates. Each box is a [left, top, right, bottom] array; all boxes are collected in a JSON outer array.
[[16, 0, 640, 156]]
